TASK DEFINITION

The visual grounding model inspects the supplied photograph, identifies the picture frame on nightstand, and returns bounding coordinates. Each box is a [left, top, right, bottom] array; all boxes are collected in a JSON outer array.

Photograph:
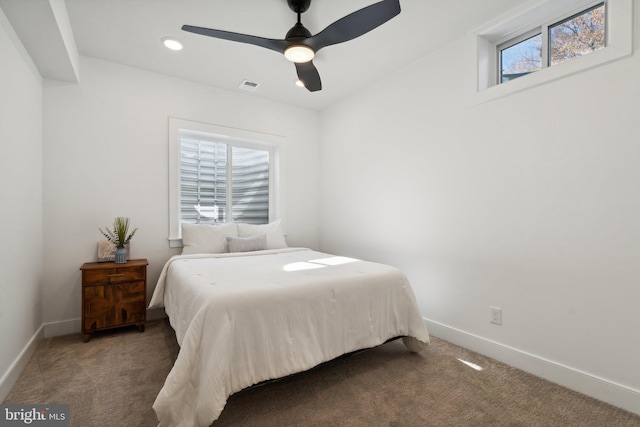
[[97, 240, 130, 262]]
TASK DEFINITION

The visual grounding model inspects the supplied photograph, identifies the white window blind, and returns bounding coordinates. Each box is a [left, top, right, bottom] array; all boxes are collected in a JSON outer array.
[[180, 138, 227, 223], [179, 136, 270, 225], [231, 146, 270, 224]]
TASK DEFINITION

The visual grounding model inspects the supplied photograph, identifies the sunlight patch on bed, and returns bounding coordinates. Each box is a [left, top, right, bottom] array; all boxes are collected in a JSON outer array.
[[457, 358, 483, 371], [310, 256, 358, 266], [284, 257, 358, 272], [283, 262, 326, 272]]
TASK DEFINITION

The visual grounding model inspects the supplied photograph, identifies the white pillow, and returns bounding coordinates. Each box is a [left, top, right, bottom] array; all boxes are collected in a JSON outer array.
[[227, 234, 268, 253], [181, 222, 238, 255], [236, 219, 287, 249]]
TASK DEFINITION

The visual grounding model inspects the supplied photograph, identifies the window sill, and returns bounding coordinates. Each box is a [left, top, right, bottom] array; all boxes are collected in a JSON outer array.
[[469, 41, 632, 107], [168, 238, 183, 248]]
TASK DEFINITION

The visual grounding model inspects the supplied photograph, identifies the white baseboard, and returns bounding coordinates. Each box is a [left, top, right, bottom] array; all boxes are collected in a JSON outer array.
[[44, 318, 81, 338], [0, 325, 44, 402], [424, 318, 640, 416]]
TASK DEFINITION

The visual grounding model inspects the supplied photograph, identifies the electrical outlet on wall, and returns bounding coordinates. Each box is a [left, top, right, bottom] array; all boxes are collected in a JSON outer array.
[[490, 306, 502, 325]]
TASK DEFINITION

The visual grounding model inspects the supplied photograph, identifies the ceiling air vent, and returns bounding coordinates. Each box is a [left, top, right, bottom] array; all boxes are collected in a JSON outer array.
[[239, 80, 260, 92]]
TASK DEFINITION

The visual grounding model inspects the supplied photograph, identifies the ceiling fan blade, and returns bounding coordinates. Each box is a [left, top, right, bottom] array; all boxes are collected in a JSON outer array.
[[182, 25, 290, 54], [295, 61, 322, 92], [306, 0, 400, 52]]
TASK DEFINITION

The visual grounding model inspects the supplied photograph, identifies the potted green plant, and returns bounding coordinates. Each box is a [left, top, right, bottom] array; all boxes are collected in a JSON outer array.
[[99, 217, 138, 264]]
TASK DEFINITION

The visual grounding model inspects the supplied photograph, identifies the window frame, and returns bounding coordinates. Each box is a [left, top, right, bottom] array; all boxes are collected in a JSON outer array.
[[168, 118, 284, 248], [547, 2, 607, 67], [497, 1, 606, 85], [497, 28, 543, 84], [471, 0, 632, 106]]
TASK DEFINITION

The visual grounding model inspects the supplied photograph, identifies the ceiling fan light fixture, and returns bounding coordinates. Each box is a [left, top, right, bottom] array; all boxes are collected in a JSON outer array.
[[182, 0, 401, 92], [284, 45, 314, 63], [162, 37, 183, 51]]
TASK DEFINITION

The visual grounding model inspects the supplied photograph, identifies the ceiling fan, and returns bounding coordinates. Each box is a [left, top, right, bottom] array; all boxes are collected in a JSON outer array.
[[182, 0, 401, 92]]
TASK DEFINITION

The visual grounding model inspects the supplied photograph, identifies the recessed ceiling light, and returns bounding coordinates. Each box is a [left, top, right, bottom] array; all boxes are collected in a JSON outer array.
[[162, 37, 183, 51]]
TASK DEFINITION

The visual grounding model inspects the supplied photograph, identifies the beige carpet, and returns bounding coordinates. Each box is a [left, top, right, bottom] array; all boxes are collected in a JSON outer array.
[[4, 319, 640, 426]]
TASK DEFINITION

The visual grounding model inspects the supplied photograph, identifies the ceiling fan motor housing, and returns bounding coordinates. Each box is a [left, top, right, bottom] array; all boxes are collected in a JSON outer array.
[[286, 22, 312, 42]]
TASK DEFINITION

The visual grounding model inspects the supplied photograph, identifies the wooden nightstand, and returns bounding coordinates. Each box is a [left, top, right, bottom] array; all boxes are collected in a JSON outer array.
[[80, 259, 148, 342]]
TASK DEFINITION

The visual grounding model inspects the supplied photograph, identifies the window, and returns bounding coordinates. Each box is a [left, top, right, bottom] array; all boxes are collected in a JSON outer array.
[[169, 118, 282, 247], [549, 4, 606, 66], [180, 137, 270, 225], [472, 0, 632, 104], [498, 3, 605, 84], [499, 31, 543, 83]]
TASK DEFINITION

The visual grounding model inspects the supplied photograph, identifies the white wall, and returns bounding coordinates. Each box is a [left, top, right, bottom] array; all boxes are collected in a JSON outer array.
[[319, 7, 640, 415], [42, 56, 321, 332], [0, 9, 43, 399]]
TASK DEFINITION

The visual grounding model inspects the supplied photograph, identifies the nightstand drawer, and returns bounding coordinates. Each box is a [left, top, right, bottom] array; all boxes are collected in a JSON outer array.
[[83, 281, 146, 330], [83, 266, 146, 285]]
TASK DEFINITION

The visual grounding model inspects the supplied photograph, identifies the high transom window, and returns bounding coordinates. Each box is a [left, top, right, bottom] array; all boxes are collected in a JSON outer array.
[[498, 2, 605, 84]]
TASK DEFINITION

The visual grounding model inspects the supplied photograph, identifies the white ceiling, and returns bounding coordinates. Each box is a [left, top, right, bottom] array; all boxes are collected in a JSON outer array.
[[2, 0, 530, 111]]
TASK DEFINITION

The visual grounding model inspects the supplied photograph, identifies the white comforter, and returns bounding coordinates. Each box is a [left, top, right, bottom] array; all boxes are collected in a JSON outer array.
[[149, 248, 429, 427]]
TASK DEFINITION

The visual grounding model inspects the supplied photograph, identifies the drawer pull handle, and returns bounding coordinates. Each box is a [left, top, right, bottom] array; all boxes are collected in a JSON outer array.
[[108, 273, 126, 279]]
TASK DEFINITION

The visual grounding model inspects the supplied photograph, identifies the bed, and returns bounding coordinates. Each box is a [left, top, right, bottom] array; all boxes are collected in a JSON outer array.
[[149, 221, 430, 427]]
